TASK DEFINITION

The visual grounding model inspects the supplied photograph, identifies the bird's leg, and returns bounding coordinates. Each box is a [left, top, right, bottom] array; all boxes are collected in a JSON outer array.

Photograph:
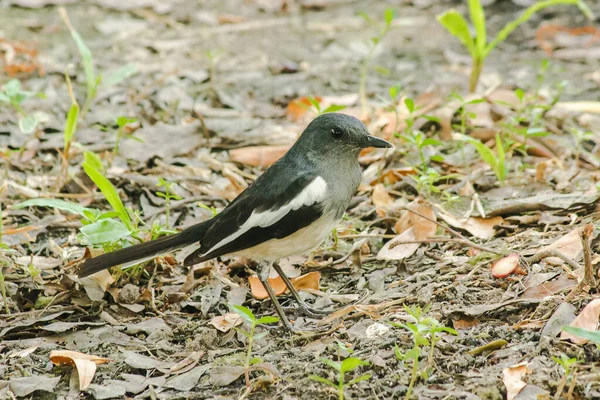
[[257, 261, 296, 332], [271, 262, 329, 317]]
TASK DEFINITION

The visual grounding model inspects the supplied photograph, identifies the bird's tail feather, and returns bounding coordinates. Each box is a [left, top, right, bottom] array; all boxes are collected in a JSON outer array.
[[77, 222, 208, 278]]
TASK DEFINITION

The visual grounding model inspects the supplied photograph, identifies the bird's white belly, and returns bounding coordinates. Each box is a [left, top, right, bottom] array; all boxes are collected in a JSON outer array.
[[229, 214, 338, 261]]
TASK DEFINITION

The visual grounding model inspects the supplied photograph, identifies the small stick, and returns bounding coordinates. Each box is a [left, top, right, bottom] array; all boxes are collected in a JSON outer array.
[[580, 224, 595, 287], [526, 249, 581, 276], [395, 206, 502, 255]]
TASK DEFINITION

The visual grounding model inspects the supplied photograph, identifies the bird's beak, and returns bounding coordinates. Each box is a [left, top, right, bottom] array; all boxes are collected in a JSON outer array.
[[366, 135, 392, 149]]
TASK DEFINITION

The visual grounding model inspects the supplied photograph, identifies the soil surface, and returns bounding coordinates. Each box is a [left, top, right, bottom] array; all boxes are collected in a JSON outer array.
[[2, 0, 600, 399]]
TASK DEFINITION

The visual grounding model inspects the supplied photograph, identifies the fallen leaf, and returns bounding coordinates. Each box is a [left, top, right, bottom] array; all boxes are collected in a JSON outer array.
[[377, 227, 420, 261], [372, 184, 394, 218], [49, 350, 112, 390], [502, 361, 531, 400], [491, 254, 524, 278], [407, 198, 437, 241], [438, 212, 502, 240], [210, 365, 246, 386], [8, 376, 60, 397], [210, 313, 243, 333], [286, 96, 322, 121], [534, 227, 583, 265], [369, 167, 415, 185], [248, 271, 321, 300], [560, 299, 600, 344], [229, 145, 290, 168]]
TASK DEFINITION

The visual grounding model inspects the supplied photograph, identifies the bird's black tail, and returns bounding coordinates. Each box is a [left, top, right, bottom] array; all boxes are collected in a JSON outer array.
[[77, 222, 209, 278]]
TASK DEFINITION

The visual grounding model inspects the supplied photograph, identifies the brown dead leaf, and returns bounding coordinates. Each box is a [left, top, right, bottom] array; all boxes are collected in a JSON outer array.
[[491, 253, 525, 279], [438, 212, 502, 240], [229, 145, 290, 168], [534, 227, 583, 265], [452, 316, 479, 330], [49, 350, 112, 390], [560, 299, 600, 345], [286, 96, 322, 122], [248, 271, 321, 300], [502, 361, 530, 400], [369, 167, 415, 185], [210, 313, 243, 333], [407, 198, 437, 241], [377, 227, 420, 261], [372, 184, 394, 218]]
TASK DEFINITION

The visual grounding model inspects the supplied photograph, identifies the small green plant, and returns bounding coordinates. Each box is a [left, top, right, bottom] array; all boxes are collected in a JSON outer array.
[[437, 0, 593, 92], [230, 304, 280, 387], [310, 356, 371, 400], [0, 79, 45, 134], [391, 304, 457, 400], [358, 8, 394, 115], [552, 352, 578, 377], [456, 132, 508, 185], [156, 178, 182, 228], [60, 8, 136, 116], [113, 116, 140, 155]]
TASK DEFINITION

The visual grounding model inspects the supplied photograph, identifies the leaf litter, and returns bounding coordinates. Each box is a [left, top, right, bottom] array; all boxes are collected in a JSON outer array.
[[2, 0, 600, 399]]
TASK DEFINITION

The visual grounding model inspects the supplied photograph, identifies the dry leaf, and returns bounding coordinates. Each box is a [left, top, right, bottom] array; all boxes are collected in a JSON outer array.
[[372, 184, 394, 218], [560, 299, 600, 345], [377, 227, 420, 261], [491, 253, 524, 278], [49, 350, 112, 390], [229, 145, 290, 168], [502, 361, 530, 400], [534, 227, 583, 265], [407, 199, 436, 241], [369, 167, 415, 185], [438, 212, 502, 240], [210, 313, 243, 333], [286, 96, 322, 121], [248, 271, 321, 300]]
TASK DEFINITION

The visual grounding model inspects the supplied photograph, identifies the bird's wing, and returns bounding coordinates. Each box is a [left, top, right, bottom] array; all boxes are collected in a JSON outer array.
[[183, 166, 328, 265]]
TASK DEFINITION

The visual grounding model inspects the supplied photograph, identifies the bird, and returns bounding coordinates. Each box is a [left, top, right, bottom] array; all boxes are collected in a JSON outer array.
[[78, 113, 392, 330]]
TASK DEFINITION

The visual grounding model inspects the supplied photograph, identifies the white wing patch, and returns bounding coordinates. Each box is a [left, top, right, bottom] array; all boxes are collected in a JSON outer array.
[[201, 176, 328, 256]]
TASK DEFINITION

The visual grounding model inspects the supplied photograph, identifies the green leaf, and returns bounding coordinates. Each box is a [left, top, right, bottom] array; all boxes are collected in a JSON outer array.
[[102, 64, 138, 89], [384, 8, 394, 26], [83, 162, 133, 231], [495, 133, 506, 182], [64, 102, 79, 147], [4, 79, 21, 97], [253, 331, 269, 340], [468, 0, 487, 53], [436, 10, 476, 56], [321, 104, 347, 114], [250, 357, 263, 365], [256, 315, 280, 325], [514, 88, 525, 102], [321, 358, 342, 372], [562, 326, 600, 345], [430, 155, 445, 162], [421, 138, 442, 147], [0, 93, 10, 103], [79, 218, 131, 245], [357, 11, 374, 25], [340, 357, 369, 373], [394, 344, 405, 360], [14, 198, 89, 217], [404, 98, 415, 113], [307, 96, 321, 112], [83, 151, 104, 172], [69, 26, 96, 99], [18, 115, 38, 134], [309, 375, 337, 388], [348, 373, 371, 385], [229, 304, 256, 324], [484, 0, 587, 58]]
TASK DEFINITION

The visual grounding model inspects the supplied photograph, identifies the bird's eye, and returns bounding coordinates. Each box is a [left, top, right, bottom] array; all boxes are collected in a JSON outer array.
[[331, 128, 344, 139]]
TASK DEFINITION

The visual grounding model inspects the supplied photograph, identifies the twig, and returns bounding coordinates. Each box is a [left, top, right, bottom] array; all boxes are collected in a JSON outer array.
[[526, 249, 581, 276], [580, 224, 595, 287], [566, 372, 577, 400], [395, 207, 502, 255]]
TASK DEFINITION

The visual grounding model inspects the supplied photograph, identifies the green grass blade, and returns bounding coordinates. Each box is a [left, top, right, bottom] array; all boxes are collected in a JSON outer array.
[[484, 0, 583, 58], [436, 10, 476, 56], [63, 102, 79, 148], [83, 162, 134, 231], [562, 326, 600, 345], [468, 0, 487, 53], [14, 198, 89, 217]]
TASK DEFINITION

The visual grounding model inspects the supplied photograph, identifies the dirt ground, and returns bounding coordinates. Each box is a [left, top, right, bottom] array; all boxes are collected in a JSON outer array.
[[2, 0, 600, 399]]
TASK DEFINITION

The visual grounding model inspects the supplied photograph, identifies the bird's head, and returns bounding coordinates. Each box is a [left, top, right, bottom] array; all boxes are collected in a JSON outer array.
[[297, 113, 392, 159]]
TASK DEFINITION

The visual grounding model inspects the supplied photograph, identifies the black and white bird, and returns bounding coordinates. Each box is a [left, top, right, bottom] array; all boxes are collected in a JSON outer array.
[[78, 113, 392, 330]]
